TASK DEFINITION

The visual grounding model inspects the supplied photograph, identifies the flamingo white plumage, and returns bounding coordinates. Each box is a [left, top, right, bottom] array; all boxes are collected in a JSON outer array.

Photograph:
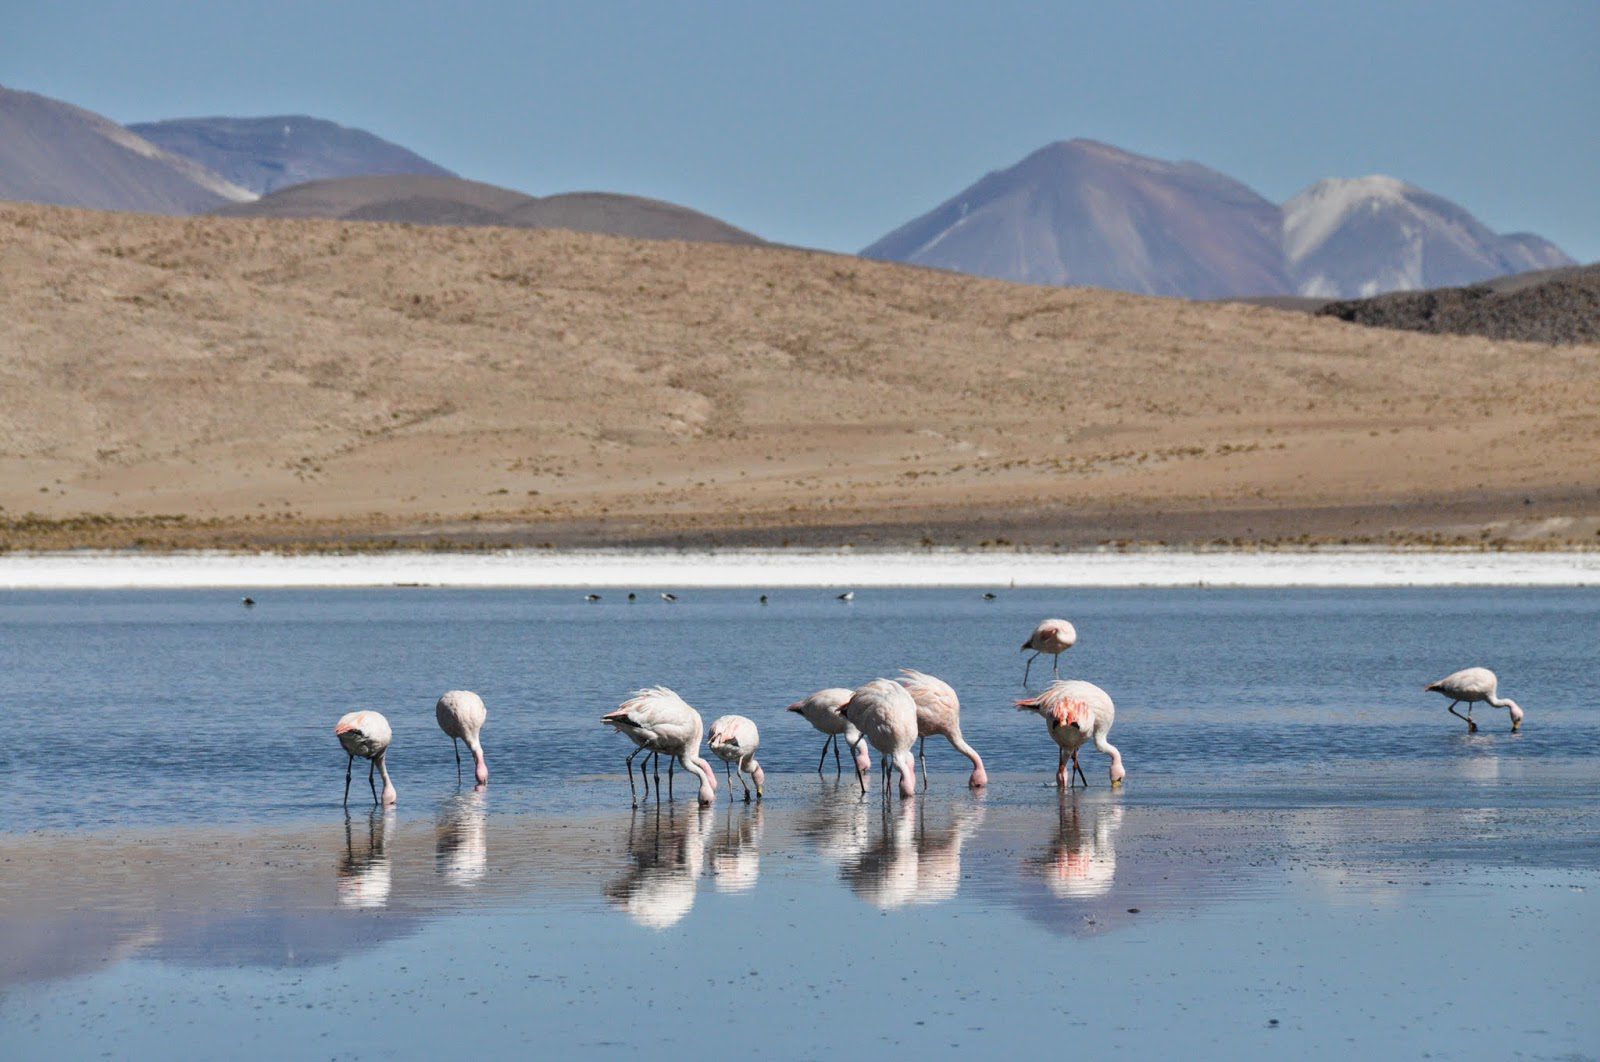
[[602, 687, 718, 806], [787, 687, 873, 782], [896, 668, 987, 789], [708, 714, 765, 801], [1015, 680, 1125, 788], [1022, 618, 1077, 685], [335, 710, 397, 806], [839, 679, 919, 799], [435, 690, 489, 786], [1425, 667, 1525, 732]]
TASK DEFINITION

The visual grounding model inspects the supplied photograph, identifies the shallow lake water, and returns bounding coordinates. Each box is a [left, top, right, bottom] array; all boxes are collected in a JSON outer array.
[[2, 587, 1597, 1057]]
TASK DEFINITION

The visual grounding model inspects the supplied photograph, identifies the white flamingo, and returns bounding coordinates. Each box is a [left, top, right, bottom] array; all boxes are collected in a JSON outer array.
[[1022, 618, 1078, 685], [335, 710, 397, 806], [435, 690, 489, 786], [602, 687, 718, 805], [1425, 667, 1525, 732], [1015, 680, 1125, 788], [708, 715, 765, 801], [839, 679, 919, 799], [787, 687, 873, 782], [897, 668, 987, 789]]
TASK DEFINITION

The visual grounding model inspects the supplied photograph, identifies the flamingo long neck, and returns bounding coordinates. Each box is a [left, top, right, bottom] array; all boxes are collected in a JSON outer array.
[[1094, 733, 1126, 783], [376, 752, 398, 805], [747, 758, 765, 796], [946, 727, 988, 787], [467, 737, 489, 785], [684, 755, 716, 804], [1490, 696, 1525, 726], [893, 751, 917, 798]]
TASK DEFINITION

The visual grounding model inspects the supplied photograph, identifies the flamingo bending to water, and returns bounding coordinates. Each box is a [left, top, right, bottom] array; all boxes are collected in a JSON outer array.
[[896, 668, 987, 789], [1425, 667, 1525, 732], [1015, 680, 1125, 788], [435, 690, 489, 786], [603, 688, 718, 805], [1022, 618, 1077, 685], [708, 715, 765, 801], [839, 679, 918, 799], [787, 688, 873, 783], [335, 710, 397, 806]]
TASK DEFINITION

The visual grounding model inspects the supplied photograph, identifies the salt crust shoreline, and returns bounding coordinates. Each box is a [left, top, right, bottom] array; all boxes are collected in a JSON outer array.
[[0, 549, 1596, 589]]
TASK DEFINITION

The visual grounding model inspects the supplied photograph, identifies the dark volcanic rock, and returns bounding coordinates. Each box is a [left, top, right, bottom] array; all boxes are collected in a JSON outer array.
[[1316, 264, 1600, 345]]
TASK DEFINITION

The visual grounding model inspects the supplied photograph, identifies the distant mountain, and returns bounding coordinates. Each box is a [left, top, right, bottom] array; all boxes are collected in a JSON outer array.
[[0, 84, 253, 214], [1282, 176, 1575, 298], [864, 141, 1574, 299], [862, 140, 1293, 299], [214, 175, 766, 244], [127, 115, 455, 196]]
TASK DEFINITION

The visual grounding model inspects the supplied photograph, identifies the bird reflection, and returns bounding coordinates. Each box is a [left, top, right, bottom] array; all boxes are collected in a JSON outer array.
[[1034, 793, 1123, 900], [337, 808, 394, 909], [435, 789, 489, 887], [839, 800, 986, 909], [709, 803, 764, 893], [604, 803, 712, 929], [794, 781, 873, 866]]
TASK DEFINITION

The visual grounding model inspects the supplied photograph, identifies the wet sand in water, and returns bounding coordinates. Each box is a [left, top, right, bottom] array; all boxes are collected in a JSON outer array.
[[2, 769, 1595, 1058]]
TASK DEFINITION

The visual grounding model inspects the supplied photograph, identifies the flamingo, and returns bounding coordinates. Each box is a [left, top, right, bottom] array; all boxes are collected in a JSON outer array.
[[708, 715, 765, 801], [435, 690, 489, 786], [839, 679, 918, 799], [787, 687, 873, 783], [602, 687, 718, 805], [1425, 667, 1525, 732], [1022, 618, 1077, 685], [335, 710, 397, 806], [896, 668, 987, 789], [1015, 680, 1125, 788]]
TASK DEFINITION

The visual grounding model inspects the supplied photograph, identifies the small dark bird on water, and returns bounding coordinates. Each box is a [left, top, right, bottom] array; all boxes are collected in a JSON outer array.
[[837, 591, 854, 602], [628, 593, 637, 602], [585, 593, 601, 602], [983, 592, 997, 600], [759, 594, 769, 605], [241, 597, 255, 607], [660, 592, 678, 603]]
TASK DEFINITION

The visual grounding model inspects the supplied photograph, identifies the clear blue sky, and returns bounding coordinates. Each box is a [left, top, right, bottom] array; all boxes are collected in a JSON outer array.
[[7, 0, 1597, 260]]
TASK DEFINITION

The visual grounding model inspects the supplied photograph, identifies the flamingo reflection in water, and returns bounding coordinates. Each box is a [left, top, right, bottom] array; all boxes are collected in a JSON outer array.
[[840, 800, 986, 909], [435, 789, 488, 888], [1032, 792, 1125, 901], [604, 803, 714, 929], [337, 808, 395, 909], [709, 803, 765, 893]]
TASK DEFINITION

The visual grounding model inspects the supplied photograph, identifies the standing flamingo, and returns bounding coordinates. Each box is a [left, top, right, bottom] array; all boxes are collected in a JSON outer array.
[[602, 688, 718, 805], [335, 710, 397, 806], [1425, 667, 1525, 732], [1015, 680, 1125, 788], [1022, 618, 1078, 685], [896, 668, 987, 789], [787, 688, 873, 783], [839, 679, 918, 799], [435, 690, 489, 786], [708, 715, 765, 801]]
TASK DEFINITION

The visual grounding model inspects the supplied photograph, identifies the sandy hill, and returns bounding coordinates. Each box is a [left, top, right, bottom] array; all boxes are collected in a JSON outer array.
[[0, 85, 255, 215], [127, 115, 457, 196], [1, 202, 1596, 550], [214, 175, 765, 244]]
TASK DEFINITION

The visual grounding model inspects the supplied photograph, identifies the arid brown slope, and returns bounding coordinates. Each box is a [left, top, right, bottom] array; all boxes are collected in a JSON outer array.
[[1, 202, 1597, 550]]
